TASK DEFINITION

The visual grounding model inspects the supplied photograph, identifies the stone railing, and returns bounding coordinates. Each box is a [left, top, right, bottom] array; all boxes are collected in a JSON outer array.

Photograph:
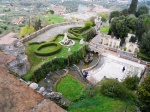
[[88, 43, 149, 65], [20, 22, 84, 43]]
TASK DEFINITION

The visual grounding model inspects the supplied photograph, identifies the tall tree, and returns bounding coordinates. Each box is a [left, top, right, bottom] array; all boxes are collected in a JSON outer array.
[[138, 75, 150, 112], [110, 16, 128, 39], [128, 0, 138, 14], [139, 31, 150, 57], [136, 14, 150, 41]]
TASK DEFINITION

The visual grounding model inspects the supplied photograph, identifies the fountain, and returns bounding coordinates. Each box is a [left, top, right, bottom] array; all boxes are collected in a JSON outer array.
[[59, 32, 75, 46], [84, 53, 93, 63]]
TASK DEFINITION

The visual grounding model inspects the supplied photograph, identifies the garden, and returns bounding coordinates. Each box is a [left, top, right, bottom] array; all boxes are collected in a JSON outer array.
[[24, 21, 95, 82]]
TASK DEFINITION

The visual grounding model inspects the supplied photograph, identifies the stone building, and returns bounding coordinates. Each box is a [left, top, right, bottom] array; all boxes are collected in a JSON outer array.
[[125, 33, 138, 53], [99, 33, 121, 48], [0, 32, 30, 76]]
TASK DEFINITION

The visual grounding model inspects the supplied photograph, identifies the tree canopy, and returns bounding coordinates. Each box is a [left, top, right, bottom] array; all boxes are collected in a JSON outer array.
[[136, 6, 149, 17], [19, 25, 35, 39], [136, 14, 150, 41], [109, 11, 120, 22], [139, 31, 150, 57], [138, 75, 150, 112]]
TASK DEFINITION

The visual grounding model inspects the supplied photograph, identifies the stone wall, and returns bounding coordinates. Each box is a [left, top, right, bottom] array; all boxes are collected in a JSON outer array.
[[20, 22, 83, 43]]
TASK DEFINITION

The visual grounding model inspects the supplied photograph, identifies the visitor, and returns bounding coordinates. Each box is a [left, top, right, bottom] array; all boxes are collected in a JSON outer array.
[[122, 66, 125, 72]]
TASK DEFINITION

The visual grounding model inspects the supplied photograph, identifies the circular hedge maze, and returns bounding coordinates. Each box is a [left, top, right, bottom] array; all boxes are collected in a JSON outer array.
[[34, 42, 61, 56]]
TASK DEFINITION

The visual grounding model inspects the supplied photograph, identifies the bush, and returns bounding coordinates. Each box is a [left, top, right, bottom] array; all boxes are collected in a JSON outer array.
[[122, 75, 140, 90], [138, 52, 150, 61], [100, 79, 132, 100], [124, 47, 127, 51], [34, 42, 62, 56], [84, 20, 93, 28], [138, 75, 150, 112]]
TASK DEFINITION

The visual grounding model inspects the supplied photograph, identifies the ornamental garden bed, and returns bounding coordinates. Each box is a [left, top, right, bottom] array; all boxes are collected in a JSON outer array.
[[24, 34, 87, 82]]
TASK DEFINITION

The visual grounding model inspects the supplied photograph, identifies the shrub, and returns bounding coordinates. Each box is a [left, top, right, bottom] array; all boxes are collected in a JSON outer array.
[[124, 47, 127, 51], [138, 52, 150, 62], [34, 42, 61, 56], [84, 20, 93, 28], [138, 75, 150, 112], [122, 75, 140, 90], [100, 79, 132, 100]]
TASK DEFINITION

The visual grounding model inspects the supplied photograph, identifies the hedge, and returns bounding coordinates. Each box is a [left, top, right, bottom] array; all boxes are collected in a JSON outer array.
[[29, 45, 87, 82], [68, 27, 96, 41], [34, 42, 61, 56], [138, 52, 150, 62]]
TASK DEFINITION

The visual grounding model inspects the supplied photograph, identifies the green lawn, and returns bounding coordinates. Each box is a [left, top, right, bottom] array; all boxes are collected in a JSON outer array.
[[57, 75, 84, 101], [100, 26, 110, 34], [39, 14, 65, 25], [68, 94, 136, 112]]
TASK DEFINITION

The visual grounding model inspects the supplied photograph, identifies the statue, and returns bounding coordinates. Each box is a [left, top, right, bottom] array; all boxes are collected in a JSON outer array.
[[80, 39, 84, 44], [59, 32, 75, 46], [62, 32, 69, 44], [94, 16, 102, 32]]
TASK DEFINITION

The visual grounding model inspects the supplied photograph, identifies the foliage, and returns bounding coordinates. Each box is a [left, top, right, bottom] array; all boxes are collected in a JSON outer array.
[[84, 20, 93, 28], [143, 17, 150, 33], [99, 12, 108, 22], [34, 19, 42, 31], [126, 15, 137, 33], [122, 75, 140, 90], [121, 9, 129, 16], [129, 36, 137, 43], [138, 52, 150, 62], [128, 0, 138, 14], [99, 79, 136, 100], [139, 31, 150, 57], [124, 47, 127, 51], [68, 26, 95, 41], [68, 93, 136, 112], [100, 26, 110, 34], [57, 75, 84, 101], [49, 10, 54, 14], [110, 16, 128, 39], [34, 42, 61, 56], [135, 14, 150, 41], [109, 11, 120, 22], [19, 25, 35, 39], [138, 75, 150, 112], [136, 6, 149, 17]]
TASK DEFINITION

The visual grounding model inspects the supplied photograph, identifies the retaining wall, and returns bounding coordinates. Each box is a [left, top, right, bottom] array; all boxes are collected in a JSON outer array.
[[20, 22, 83, 43]]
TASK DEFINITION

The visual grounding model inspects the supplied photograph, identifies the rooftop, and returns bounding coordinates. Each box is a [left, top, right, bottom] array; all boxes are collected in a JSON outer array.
[[0, 67, 65, 112]]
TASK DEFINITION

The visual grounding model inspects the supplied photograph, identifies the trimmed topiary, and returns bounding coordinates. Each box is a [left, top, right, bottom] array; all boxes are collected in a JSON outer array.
[[34, 42, 61, 56]]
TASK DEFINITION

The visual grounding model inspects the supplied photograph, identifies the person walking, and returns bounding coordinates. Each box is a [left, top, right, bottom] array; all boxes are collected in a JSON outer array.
[[122, 66, 125, 72]]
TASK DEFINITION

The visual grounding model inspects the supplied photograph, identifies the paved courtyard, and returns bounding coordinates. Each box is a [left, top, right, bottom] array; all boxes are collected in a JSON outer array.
[[87, 53, 146, 84]]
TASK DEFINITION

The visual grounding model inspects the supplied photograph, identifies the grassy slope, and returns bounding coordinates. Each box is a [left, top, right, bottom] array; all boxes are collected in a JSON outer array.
[[24, 36, 84, 80], [68, 94, 136, 112], [100, 26, 110, 34], [39, 14, 65, 25], [57, 75, 84, 101]]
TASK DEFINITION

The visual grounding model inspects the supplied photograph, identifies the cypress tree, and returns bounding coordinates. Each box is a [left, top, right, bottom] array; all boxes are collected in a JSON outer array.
[[128, 0, 138, 14]]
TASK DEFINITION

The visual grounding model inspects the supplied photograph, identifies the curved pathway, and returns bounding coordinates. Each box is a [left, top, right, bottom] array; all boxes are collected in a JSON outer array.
[[28, 24, 84, 43]]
